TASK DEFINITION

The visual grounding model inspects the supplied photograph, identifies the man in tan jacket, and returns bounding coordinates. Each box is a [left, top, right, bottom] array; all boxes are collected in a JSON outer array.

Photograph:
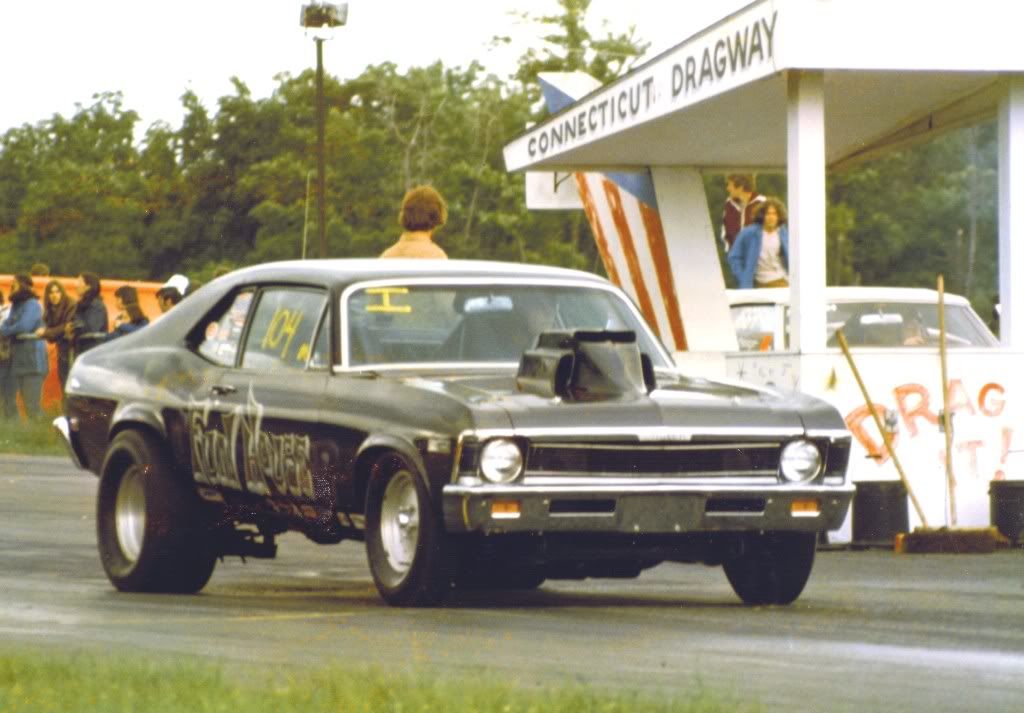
[[380, 185, 448, 259]]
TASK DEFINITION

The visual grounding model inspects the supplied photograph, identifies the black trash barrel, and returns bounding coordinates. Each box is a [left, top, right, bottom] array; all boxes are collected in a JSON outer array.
[[853, 481, 908, 547], [989, 480, 1024, 545]]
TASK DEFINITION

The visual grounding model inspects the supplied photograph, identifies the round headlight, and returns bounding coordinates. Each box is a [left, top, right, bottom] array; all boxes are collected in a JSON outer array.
[[780, 440, 822, 483], [479, 439, 524, 484]]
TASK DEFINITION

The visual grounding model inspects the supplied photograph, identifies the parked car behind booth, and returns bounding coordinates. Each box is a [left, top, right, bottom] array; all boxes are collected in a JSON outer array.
[[728, 287, 998, 353], [724, 286, 1011, 545]]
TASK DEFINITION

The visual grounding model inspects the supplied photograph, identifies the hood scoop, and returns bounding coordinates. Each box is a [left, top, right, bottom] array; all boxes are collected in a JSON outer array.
[[515, 330, 656, 402]]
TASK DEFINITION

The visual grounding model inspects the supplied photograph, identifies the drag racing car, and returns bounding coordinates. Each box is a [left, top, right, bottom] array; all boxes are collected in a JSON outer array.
[[56, 259, 852, 606]]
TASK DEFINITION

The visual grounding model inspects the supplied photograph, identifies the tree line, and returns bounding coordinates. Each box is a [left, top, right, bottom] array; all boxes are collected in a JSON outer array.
[[0, 0, 999, 319]]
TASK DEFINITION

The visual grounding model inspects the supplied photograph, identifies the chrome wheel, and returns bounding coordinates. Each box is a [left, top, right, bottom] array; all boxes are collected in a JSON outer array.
[[98, 429, 217, 593], [378, 468, 419, 575], [366, 453, 454, 606], [114, 465, 146, 563]]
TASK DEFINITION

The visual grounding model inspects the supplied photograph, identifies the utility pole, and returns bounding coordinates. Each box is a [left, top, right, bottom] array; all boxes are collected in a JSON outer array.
[[300, 3, 348, 259], [315, 37, 327, 258]]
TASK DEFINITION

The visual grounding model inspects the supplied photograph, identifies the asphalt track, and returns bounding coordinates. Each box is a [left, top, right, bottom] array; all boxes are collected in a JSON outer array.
[[1, 454, 1022, 712]]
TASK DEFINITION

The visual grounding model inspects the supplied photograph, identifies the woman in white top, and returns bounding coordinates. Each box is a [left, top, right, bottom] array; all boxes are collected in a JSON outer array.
[[727, 197, 790, 289]]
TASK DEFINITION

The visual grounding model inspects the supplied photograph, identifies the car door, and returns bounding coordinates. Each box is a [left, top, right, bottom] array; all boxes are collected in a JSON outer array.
[[211, 286, 333, 521], [188, 287, 257, 497]]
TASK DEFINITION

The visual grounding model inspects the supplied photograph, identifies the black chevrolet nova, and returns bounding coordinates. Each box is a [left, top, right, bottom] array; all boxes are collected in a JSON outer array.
[[56, 259, 853, 606]]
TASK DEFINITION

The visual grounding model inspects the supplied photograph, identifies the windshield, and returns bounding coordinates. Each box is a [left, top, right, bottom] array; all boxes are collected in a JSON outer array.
[[825, 301, 997, 348], [345, 282, 670, 367], [730, 300, 998, 351]]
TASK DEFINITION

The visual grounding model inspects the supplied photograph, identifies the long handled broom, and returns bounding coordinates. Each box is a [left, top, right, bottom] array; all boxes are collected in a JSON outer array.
[[835, 330, 928, 533]]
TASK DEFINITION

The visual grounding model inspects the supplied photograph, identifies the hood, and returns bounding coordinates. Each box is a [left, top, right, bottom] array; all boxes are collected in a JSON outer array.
[[396, 370, 841, 436]]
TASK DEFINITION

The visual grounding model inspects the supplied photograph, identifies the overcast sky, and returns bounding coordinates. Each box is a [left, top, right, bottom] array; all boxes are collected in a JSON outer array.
[[0, 0, 747, 135]]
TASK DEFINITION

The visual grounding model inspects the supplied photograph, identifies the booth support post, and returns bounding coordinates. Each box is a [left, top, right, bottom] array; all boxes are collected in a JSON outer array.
[[786, 70, 828, 353], [998, 75, 1024, 349], [650, 167, 738, 352]]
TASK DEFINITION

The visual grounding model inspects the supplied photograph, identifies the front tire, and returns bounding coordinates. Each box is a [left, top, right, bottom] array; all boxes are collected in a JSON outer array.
[[454, 559, 546, 591], [364, 453, 454, 606], [722, 532, 816, 605], [97, 429, 216, 593]]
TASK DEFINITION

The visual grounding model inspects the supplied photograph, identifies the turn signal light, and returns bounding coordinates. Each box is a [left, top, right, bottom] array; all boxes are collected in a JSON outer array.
[[491, 500, 522, 519], [791, 499, 820, 517]]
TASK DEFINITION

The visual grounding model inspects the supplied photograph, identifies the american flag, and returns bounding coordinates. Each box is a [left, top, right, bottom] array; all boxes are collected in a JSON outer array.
[[540, 74, 688, 351]]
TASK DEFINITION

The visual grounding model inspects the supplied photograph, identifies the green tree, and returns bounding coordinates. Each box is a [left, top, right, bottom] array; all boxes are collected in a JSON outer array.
[[505, 0, 649, 99], [831, 122, 998, 305], [2, 93, 148, 277]]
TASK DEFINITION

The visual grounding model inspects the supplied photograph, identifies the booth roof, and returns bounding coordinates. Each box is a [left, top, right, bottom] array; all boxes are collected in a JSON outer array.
[[503, 0, 1024, 173]]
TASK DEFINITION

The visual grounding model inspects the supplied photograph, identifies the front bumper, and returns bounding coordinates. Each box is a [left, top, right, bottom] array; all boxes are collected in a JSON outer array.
[[52, 416, 87, 471], [443, 482, 854, 535]]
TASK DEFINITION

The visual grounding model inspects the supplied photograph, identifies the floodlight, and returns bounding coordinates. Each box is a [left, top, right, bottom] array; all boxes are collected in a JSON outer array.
[[300, 3, 348, 28]]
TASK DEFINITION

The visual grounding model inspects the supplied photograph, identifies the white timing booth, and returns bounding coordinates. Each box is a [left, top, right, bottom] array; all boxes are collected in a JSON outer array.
[[503, 0, 1024, 541]]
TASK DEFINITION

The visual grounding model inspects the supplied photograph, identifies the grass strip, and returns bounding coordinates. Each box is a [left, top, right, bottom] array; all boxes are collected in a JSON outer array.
[[0, 649, 757, 713], [0, 417, 65, 457]]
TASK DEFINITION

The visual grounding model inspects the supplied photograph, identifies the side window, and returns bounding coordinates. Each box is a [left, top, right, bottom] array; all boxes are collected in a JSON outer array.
[[240, 288, 326, 371], [196, 290, 255, 366]]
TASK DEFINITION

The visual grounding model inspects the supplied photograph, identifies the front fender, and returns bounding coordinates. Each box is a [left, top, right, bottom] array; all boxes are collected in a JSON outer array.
[[355, 434, 428, 487], [353, 433, 458, 520], [109, 402, 166, 442]]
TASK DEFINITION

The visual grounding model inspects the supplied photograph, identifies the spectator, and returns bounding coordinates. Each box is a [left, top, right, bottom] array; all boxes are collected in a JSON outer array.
[[0, 292, 12, 420], [721, 174, 765, 252], [35, 280, 76, 389], [727, 197, 790, 289], [30, 263, 50, 277], [156, 274, 189, 313], [902, 316, 928, 346], [66, 272, 109, 357], [106, 285, 149, 341], [380, 185, 448, 259], [0, 274, 48, 418], [156, 286, 182, 313]]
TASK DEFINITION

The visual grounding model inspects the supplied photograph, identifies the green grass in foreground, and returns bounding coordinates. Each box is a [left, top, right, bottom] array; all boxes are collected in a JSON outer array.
[[0, 650, 758, 713], [0, 415, 66, 457]]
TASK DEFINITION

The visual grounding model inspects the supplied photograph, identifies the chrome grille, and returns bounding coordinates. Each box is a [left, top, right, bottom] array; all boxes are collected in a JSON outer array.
[[525, 441, 782, 479]]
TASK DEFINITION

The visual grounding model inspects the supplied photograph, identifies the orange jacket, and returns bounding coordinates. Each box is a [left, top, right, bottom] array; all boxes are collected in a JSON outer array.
[[379, 233, 447, 259]]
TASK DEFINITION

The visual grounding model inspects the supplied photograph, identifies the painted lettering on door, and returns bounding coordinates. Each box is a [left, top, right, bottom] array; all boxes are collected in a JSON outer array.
[[190, 385, 315, 499]]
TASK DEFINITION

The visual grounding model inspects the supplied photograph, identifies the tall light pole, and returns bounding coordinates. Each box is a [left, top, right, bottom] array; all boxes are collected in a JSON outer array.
[[300, 3, 348, 258]]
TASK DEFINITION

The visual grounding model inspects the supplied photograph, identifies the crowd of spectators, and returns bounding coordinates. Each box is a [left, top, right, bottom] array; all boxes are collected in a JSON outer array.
[[0, 266, 189, 421]]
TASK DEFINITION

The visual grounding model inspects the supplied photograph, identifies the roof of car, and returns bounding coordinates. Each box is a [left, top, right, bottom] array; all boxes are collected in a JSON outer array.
[[727, 286, 972, 307], [120, 259, 617, 347], [224, 259, 608, 287]]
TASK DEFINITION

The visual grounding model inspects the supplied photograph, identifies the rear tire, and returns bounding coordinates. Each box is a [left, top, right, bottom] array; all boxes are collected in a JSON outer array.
[[364, 452, 454, 606], [722, 532, 816, 605], [96, 429, 216, 593]]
